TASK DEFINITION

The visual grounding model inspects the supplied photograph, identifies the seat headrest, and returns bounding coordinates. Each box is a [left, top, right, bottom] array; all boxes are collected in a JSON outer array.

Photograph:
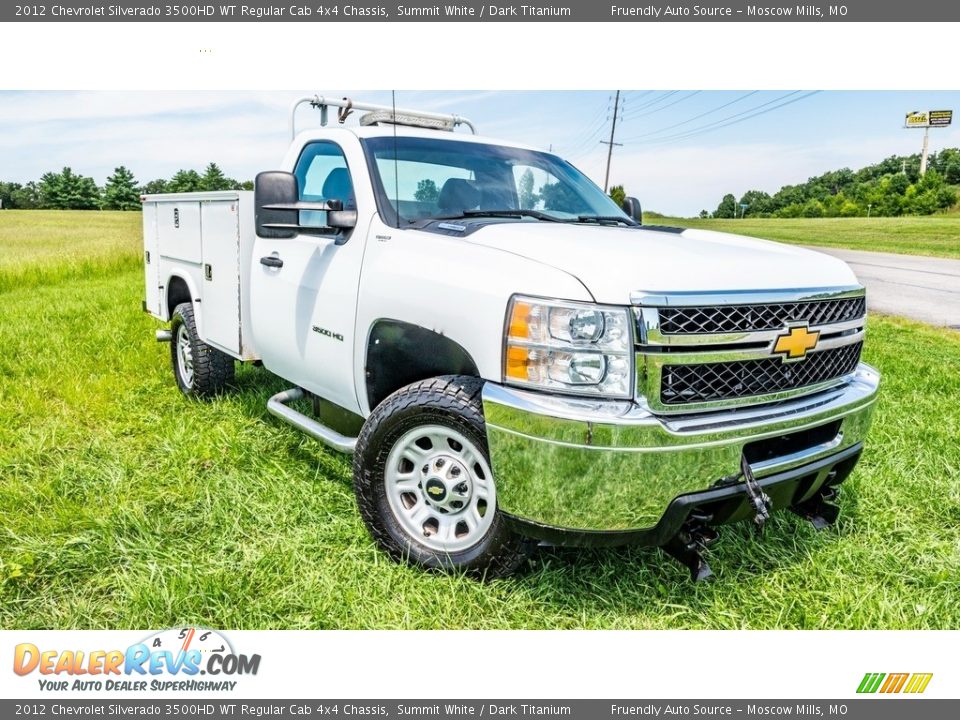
[[322, 167, 355, 208], [438, 178, 480, 212]]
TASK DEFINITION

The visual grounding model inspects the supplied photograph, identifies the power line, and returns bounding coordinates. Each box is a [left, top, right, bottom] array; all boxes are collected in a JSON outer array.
[[642, 91, 822, 146], [624, 91, 802, 143], [554, 97, 610, 155], [562, 91, 629, 158], [621, 90, 679, 116], [623, 90, 702, 121], [561, 115, 609, 157], [621, 91, 803, 144], [620, 91, 759, 141], [658, 91, 819, 144], [622, 90, 654, 105], [567, 90, 820, 175]]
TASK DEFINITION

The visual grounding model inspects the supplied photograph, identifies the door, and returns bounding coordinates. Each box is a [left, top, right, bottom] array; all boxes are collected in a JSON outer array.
[[248, 141, 366, 414], [200, 199, 242, 355], [142, 203, 161, 315], [157, 201, 202, 263]]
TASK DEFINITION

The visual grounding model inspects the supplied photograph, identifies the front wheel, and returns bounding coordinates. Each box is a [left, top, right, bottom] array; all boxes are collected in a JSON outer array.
[[353, 376, 533, 578]]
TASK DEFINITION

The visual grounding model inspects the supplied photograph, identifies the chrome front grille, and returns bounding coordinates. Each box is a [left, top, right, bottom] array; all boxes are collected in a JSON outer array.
[[660, 341, 863, 405], [633, 287, 868, 413], [658, 296, 866, 334]]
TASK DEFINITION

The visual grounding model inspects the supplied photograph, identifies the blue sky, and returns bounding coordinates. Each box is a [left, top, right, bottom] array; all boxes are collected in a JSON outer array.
[[1, 90, 957, 216]]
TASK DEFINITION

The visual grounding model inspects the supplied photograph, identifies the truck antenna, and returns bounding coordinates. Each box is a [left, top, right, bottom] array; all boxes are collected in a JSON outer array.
[[391, 90, 400, 230]]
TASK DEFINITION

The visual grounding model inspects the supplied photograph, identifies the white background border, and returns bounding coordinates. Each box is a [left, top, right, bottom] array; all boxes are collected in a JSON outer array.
[[2, 630, 955, 698], [2, 17, 958, 702], [0, 22, 956, 90]]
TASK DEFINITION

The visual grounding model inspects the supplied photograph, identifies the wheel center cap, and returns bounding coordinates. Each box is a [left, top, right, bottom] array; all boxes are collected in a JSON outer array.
[[421, 454, 471, 512], [424, 478, 447, 502]]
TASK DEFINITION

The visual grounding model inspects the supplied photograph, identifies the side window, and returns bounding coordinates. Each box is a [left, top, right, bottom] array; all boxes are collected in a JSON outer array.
[[294, 142, 356, 208]]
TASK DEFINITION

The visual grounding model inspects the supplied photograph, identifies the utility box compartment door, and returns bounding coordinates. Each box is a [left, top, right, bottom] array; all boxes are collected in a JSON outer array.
[[142, 203, 161, 316], [200, 200, 241, 354], [157, 201, 202, 264]]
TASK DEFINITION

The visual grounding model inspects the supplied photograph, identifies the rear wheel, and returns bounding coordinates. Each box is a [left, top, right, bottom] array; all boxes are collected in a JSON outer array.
[[353, 376, 533, 578], [169, 302, 235, 397]]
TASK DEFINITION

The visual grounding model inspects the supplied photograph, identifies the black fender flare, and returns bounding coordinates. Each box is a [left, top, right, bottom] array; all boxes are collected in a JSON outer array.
[[364, 320, 481, 412]]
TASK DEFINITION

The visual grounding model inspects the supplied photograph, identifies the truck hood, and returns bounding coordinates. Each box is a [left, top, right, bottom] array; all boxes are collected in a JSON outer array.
[[462, 223, 859, 304]]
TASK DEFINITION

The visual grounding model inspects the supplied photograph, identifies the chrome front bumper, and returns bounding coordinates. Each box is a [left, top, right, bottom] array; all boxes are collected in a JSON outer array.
[[482, 363, 880, 536]]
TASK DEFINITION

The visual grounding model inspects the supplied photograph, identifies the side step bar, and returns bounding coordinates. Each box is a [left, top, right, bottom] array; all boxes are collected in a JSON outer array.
[[267, 388, 357, 454]]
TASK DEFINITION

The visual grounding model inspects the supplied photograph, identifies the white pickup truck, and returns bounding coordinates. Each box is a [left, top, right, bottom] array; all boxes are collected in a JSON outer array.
[[142, 96, 880, 580]]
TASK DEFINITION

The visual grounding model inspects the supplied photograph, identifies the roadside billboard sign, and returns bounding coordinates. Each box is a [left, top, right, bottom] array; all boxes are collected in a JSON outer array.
[[905, 110, 953, 128], [929, 110, 953, 127]]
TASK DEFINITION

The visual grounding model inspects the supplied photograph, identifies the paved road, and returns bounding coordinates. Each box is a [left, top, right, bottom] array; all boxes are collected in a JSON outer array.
[[803, 246, 960, 328]]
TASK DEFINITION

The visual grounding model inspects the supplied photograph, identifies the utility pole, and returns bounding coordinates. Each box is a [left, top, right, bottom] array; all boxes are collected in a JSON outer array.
[[601, 90, 623, 193]]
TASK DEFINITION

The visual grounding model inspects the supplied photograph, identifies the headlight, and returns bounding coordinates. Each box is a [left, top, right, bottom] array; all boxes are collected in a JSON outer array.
[[503, 295, 634, 398]]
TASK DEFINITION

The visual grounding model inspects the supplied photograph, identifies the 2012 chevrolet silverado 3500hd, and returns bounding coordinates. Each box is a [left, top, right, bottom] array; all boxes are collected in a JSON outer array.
[[142, 96, 880, 579]]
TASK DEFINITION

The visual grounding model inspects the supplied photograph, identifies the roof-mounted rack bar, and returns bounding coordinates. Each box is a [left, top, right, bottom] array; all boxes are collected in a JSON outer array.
[[289, 95, 477, 139]]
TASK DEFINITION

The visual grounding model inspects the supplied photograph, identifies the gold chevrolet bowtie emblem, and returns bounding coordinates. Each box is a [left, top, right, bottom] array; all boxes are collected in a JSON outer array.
[[427, 485, 444, 496], [773, 325, 820, 360]]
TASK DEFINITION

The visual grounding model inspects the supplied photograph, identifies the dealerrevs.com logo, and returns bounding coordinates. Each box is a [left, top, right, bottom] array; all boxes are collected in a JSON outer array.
[[13, 627, 260, 693]]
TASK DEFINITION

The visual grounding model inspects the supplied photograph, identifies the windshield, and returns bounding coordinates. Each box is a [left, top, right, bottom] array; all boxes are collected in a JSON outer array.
[[363, 136, 634, 226]]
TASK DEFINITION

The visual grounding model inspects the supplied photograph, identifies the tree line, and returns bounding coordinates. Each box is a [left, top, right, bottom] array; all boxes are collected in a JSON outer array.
[[705, 148, 960, 219], [412, 173, 629, 211], [0, 164, 252, 211]]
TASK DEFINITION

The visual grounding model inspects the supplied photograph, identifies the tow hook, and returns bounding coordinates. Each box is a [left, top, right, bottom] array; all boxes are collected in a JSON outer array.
[[739, 455, 772, 533], [662, 511, 719, 582], [790, 473, 841, 530], [661, 455, 773, 581]]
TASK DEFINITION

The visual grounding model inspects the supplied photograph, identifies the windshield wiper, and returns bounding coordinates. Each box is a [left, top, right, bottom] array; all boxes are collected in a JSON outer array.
[[436, 209, 564, 223], [576, 214, 639, 226]]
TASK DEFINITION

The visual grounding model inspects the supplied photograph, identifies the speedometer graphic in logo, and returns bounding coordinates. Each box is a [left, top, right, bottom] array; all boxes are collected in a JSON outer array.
[[141, 627, 234, 659]]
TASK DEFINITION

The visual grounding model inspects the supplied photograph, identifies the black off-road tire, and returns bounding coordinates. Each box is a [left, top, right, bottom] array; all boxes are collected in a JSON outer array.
[[169, 302, 235, 398], [353, 375, 534, 578]]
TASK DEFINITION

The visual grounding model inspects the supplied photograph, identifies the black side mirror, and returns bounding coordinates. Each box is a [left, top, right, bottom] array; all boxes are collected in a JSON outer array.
[[327, 207, 358, 233], [622, 196, 643, 224], [255, 171, 299, 239], [255, 171, 358, 242]]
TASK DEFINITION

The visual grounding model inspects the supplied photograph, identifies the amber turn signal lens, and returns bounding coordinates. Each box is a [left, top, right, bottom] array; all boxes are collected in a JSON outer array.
[[508, 301, 532, 339], [505, 345, 530, 380]]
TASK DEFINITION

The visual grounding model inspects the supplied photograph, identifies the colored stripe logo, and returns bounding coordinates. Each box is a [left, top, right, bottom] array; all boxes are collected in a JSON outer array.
[[857, 672, 933, 694]]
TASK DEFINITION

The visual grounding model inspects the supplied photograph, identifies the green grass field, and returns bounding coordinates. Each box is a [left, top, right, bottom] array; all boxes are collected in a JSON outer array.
[[0, 210, 143, 295], [1, 210, 958, 630], [657, 215, 960, 259]]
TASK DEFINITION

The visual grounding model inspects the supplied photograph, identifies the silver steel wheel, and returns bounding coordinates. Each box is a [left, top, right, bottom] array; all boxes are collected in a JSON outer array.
[[384, 424, 496, 553], [175, 323, 195, 387]]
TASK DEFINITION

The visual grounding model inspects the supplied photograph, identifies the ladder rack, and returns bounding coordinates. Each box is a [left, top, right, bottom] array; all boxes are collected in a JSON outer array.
[[289, 95, 477, 139]]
